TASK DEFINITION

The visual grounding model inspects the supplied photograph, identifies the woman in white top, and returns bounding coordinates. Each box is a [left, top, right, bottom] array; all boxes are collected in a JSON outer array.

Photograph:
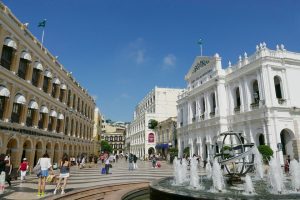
[[37, 153, 54, 197]]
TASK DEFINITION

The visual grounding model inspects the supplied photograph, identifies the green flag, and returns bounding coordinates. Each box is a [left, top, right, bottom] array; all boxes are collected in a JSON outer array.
[[197, 39, 203, 45], [38, 19, 46, 28]]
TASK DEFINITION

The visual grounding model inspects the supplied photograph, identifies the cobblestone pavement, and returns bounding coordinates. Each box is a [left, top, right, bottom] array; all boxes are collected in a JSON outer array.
[[0, 159, 173, 200]]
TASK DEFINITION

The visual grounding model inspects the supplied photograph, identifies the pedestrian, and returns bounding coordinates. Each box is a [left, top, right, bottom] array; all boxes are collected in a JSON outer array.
[[104, 154, 110, 174], [0, 154, 11, 187], [53, 154, 70, 195], [284, 155, 291, 174], [37, 153, 54, 197], [152, 155, 157, 168], [4, 156, 12, 187], [133, 154, 138, 169], [128, 154, 134, 170], [18, 158, 28, 181], [80, 156, 85, 169]]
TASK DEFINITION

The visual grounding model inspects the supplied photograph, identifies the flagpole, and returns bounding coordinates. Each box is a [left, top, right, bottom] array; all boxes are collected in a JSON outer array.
[[41, 28, 44, 49]]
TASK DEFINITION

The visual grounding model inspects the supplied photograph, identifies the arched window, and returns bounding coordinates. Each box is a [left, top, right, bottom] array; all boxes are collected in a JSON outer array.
[[1, 37, 17, 70], [67, 90, 71, 106], [32, 62, 43, 87], [38, 106, 48, 129], [210, 93, 216, 117], [105, 136, 108, 141], [252, 80, 259, 103], [274, 76, 283, 99], [77, 97, 80, 111], [11, 94, 26, 123], [192, 101, 196, 122], [114, 136, 118, 141], [0, 85, 10, 120], [52, 78, 60, 98], [26, 100, 38, 127], [258, 134, 265, 145], [73, 94, 76, 109], [119, 136, 122, 141], [59, 84, 67, 102], [65, 117, 69, 135], [110, 136, 113, 141], [18, 52, 31, 80], [234, 87, 241, 112], [43, 70, 52, 93]]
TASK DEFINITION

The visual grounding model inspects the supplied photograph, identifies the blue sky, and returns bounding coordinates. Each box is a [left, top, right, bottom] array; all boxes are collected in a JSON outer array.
[[3, 0, 300, 122]]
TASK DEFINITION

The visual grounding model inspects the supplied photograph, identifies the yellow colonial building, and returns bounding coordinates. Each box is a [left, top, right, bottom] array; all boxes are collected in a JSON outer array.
[[0, 3, 96, 168]]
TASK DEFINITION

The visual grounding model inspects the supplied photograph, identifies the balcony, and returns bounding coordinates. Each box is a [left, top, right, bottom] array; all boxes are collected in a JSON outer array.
[[234, 106, 240, 113], [250, 102, 259, 110]]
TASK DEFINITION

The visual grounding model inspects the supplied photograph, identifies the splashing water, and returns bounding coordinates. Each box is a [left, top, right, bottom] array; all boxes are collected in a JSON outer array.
[[211, 159, 225, 192], [290, 159, 300, 191], [190, 157, 201, 188], [268, 156, 285, 194], [252, 146, 264, 179], [173, 157, 188, 185], [205, 161, 212, 180], [244, 174, 255, 194]]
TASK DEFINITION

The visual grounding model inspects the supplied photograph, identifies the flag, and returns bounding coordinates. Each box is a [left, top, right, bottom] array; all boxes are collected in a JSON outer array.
[[197, 39, 203, 45], [38, 19, 46, 28]]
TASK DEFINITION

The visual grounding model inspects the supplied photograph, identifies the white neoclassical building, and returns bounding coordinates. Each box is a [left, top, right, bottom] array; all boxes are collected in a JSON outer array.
[[177, 43, 300, 164], [127, 87, 182, 159]]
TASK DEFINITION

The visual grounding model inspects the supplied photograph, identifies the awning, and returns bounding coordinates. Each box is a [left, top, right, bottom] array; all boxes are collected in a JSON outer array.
[[0, 86, 10, 97], [49, 110, 57, 117], [52, 77, 61, 85], [14, 94, 26, 104], [44, 70, 52, 78], [155, 143, 169, 149], [58, 113, 64, 120], [60, 84, 67, 90], [20, 51, 32, 61], [33, 62, 43, 71], [40, 106, 49, 114], [28, 100, 39, 109], [4, 38, 17, 49]]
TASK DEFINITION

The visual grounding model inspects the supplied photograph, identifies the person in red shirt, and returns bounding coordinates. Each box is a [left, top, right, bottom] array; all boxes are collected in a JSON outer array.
[[18, 158, 28, 181]]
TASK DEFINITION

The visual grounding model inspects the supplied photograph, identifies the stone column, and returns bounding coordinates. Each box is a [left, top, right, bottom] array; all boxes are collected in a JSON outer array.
[[37, 73, 44, 90], [20, 105, 27, 126], [43, 114, 49, 131], [52, 118, 57, 133], [10, 50, 20, 74], [32, 110, 39, 128], [59, 119, 64, 133], [25, 62, 33, 83]]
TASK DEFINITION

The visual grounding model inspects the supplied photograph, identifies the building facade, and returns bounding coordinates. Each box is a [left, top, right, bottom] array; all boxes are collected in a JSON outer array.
[[177, 43, 300, 164], [0, 3, 96, 168], [92, 108, 102, 155], [154, 117, 177, 159], [101, 120, 125, 154], [127, 87, 182, 159]]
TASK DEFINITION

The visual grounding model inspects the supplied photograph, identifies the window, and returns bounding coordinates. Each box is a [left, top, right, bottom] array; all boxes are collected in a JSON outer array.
[[110, 136, 113, 141], [32, 68, 39, 87], [252, 80, 260, 103], [73, 94, 76, 109], [67, 90, 71, 106], [115, 136, 118, 141], [192, 101, 196, 122], [211, 93, 216, 113], [26, 109, 34, 127], [77, 97, 80, 111], [1, 46, 13, 70], [258, 134, 265, 145], [65, 117, 69, 135], [274, 76, 282, 99], [38, 113, 44, 129], [43, 77, 49, 93], [51, 84, 56, 97], [48, 116, 53, 131], [56, 119, 62, 133], [119, 136, 122, 141], [18, 58, 28, 80], [59, 89, 65, 102], [11, 103, 21, 123], [0, 96, 6, 120]]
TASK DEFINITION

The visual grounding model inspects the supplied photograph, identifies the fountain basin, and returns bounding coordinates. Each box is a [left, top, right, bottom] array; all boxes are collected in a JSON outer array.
[[149, 176, 300, 200]]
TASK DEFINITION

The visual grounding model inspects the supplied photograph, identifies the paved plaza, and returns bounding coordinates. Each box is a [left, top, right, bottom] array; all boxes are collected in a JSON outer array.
[[0, 159, 173, 200]]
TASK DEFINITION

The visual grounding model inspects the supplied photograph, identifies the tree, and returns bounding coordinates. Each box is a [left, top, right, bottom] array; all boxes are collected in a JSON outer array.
[[148, 119, 158, 129], [258, 145, 273, 162], [100, 140, 113, 153]]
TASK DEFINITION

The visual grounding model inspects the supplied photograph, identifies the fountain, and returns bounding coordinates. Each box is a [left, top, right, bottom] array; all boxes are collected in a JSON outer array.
[[148, 131, 300, 200]]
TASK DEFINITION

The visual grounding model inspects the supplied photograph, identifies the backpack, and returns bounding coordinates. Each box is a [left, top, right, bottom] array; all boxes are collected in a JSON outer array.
[[20, 162, 27, 171]]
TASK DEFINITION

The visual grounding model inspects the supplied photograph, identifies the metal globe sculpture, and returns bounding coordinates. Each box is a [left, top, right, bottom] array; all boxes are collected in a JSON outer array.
[[213, 131, 255, 183]]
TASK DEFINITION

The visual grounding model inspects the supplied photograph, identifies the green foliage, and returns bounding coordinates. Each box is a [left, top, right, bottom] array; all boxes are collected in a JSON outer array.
[[148, 119, 158, 129], [183, 147, 190, 158], [100, 140, 113, 153], [169, 147, 178, 163], [221, 145, 233, 159], [258, 145, 273, 162]]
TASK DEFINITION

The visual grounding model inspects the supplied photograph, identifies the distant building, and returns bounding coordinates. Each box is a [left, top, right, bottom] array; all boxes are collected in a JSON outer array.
[[127, 87, 182, 158], [154, 117, 177, 159], [101, 118, 125, 154], [177, 43, 300, 164]]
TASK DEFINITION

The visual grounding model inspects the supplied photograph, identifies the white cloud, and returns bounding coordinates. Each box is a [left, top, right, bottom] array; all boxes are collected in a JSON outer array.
[[127, 38, 146, 64], [162, 54, 176, 70]]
